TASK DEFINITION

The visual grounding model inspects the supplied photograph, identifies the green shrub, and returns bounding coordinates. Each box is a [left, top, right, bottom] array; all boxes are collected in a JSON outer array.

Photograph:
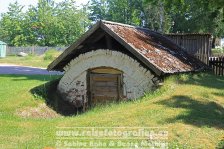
[[43, 49, 61, 61], [24, 53, 37, 60], [216, 139, 224, 149], [212, 48, 224, 54]]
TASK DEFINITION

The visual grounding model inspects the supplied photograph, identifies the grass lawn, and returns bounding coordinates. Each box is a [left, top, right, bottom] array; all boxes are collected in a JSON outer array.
[[0, 73, 223, 148], [0, 55, 51, 68], [0, 50, 61, 68]]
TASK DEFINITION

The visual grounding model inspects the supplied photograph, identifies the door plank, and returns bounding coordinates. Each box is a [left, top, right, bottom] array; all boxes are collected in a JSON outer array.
[[89, 69, 123, 106]]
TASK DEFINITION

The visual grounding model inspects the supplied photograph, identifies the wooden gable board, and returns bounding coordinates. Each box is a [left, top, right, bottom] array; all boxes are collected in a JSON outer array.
[[47, 21, 101, 71]]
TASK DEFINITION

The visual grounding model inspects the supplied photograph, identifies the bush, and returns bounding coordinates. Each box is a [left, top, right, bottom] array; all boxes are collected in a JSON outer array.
[[43, 49, 61, 61], [212, 48, 224, 54], [216, 138, 224, 149], [24, 53, 37, 60]]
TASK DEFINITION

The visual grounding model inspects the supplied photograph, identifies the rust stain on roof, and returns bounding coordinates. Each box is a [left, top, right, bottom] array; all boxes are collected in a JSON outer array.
[[103, 22, 207, 73]]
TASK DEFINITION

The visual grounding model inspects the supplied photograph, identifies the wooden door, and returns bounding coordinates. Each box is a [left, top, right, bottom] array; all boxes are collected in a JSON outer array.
[[89, 70, 122, 106]]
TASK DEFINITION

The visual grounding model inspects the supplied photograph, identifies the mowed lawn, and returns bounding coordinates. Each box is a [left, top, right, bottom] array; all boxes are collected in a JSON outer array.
[[0, 50, 61, 68], [0, 55, 52, 68], [0, 73, 223, 148]]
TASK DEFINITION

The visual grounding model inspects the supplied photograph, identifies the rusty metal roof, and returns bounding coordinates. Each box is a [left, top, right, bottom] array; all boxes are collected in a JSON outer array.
[[48, 20, 208, 76], [103, 21, 208, 74]]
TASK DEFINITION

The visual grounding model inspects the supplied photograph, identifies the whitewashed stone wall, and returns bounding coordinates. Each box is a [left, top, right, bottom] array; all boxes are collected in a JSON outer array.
[[58, 49, 156, 106]]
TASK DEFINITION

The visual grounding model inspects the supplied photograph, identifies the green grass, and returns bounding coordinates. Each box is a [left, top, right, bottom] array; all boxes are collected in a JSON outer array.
[[0, 73, 224, 148], [43, 49, 61, 61], [212, 48, 224, 55], [0, 49, 61, 68]]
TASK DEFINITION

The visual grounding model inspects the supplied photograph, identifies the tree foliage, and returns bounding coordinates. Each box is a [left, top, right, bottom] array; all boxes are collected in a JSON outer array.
[[89, 0, 224, 36], [0, 0, 90, 46], [0, 0, 223, 46], [89, 0, 144, 26], [145, 0, 224, 37]]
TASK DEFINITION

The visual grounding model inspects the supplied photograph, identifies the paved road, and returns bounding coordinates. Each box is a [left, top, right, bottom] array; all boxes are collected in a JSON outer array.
[[0, 64, 63, 75]]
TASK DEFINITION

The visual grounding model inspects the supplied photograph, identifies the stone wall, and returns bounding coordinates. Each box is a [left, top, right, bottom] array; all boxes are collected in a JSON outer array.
[[58, 49, 156, 107]]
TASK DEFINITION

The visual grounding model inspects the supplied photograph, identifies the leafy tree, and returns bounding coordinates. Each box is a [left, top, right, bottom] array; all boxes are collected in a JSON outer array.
[[88, 0, 171, 32], [0, 0, 90, 46], [89, 0, 144, 26], [1, 0, 223, 47], [0, 2, 27, 46], [89, 0, 110, 21], [143, 0, 172, 33], [107, 0, 142, 25], [145, 0, 224, 37], [55, 0, 91, 45]]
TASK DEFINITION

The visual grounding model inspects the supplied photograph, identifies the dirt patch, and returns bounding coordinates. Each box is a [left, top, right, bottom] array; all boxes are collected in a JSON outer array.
[[30, 78, 80, 116], [17, 103, 59, 119]]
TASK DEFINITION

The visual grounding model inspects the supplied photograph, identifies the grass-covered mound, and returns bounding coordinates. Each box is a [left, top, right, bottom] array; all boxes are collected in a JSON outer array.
[[0, 73, 223, 148]]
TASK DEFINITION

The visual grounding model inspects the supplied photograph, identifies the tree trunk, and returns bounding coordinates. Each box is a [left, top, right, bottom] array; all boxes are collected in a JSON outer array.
[[212, 37, 216, 48]]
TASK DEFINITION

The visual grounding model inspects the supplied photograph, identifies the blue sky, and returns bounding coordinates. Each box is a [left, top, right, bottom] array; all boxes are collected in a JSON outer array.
[[0, 0, 89, 14]]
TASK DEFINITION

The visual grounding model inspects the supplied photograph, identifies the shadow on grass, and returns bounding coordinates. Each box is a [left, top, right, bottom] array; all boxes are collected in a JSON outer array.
[[156, 95, 224, 129], [178, 72, 224, 90], [213, 92, 224, 98], [0, 74, 78, 116], [30, 79, 80, 116]]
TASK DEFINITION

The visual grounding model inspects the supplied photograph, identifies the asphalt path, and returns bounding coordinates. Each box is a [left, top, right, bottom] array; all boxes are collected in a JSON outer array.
[[0, 64, 63, 75]]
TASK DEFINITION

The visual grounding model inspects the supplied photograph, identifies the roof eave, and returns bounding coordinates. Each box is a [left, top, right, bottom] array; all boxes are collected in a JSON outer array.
[[164, 67, 209, 74]]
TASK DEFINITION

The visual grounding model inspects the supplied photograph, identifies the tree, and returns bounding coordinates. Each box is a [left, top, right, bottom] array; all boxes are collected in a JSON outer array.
[[89, 0, 110, 21], [55, 0, 91, 45], [0, 2, 27, 46], [143, 0, 172, 33], [88, 0, 172, 32], [145, 0, 224, 37], [0, 0, 91, 46], [89, 0, 144, 26]]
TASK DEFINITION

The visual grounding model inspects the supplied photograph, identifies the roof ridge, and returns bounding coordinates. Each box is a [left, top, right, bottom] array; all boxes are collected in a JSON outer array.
[[101, 20, 169, 40], [101, 20, 157, 33], [101, 20, 138, 29]]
